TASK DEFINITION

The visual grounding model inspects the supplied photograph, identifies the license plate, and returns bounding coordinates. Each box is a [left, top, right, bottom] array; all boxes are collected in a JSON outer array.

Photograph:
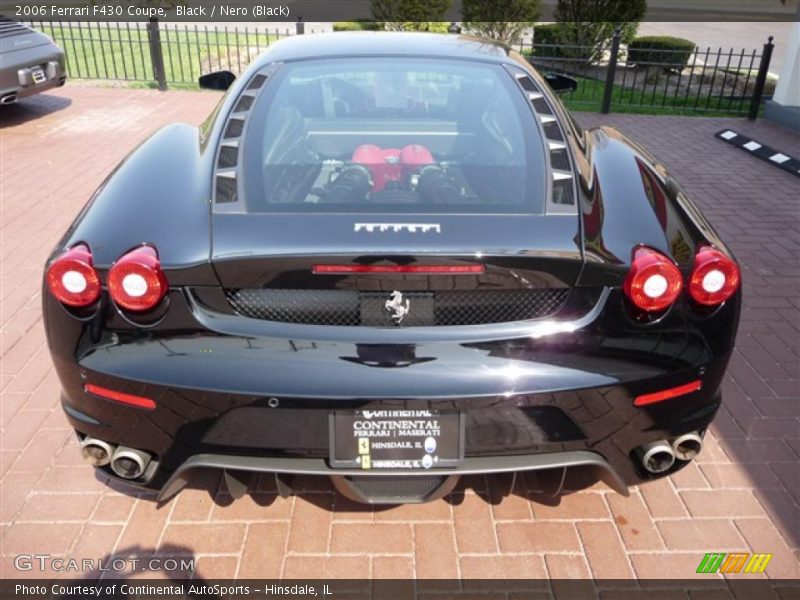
[[330, 409, 463, 470], [31, 68, 46, 84]]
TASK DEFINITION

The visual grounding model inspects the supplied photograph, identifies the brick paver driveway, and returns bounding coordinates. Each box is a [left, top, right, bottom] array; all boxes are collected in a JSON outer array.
[[1, 87, 798, 582]]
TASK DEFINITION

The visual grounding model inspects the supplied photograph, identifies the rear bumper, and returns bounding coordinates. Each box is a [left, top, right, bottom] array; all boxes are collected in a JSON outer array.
[[0, 44, 66, 100], [62, 378, 722, 501], [47, 285, 737, 502]]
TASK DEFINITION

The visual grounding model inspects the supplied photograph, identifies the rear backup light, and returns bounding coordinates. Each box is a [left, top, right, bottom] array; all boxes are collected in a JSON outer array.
[[313, 264, 485, 275], [634, 380, 702, 406], [46, 244, 101, 307], [623, 246, 683, 312], [689, 245, 740, 306], [107, 246, 168, 312], [85, 383, 156, 410]]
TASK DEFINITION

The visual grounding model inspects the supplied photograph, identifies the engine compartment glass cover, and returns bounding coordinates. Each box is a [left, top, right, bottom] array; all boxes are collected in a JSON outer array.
[[241, 57, 547, 214]]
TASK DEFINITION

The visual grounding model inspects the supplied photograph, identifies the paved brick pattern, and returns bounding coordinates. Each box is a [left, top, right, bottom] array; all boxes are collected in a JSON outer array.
[[1, 87, 798, 581]]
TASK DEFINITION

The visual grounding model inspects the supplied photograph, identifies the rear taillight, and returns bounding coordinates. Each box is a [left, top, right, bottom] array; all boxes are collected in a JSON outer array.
[[688, 245, 740, 306], [46, 244, 101, 307], [623, 246, 683, 312], [107, 246, 168, 312]]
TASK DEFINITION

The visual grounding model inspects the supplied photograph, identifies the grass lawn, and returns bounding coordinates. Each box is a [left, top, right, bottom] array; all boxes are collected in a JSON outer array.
[[561, 75, 753, 117]]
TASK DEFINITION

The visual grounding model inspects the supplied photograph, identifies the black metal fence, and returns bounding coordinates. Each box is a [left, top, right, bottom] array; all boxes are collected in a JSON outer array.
[[517, 31, 775, 117], [27, 20, 775, 117], [26, 20, 305, 89]]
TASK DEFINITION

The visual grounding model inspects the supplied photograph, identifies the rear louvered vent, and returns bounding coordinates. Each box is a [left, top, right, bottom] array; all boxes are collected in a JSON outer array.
[[513, 70, 575, 213], [234, 95, 254, 112], [549, 145, 571, 171], [542, 121, 563, 141], [224, 118, 244, 138], [215, 174, 237, 203], [217, 144, 238, 168], [247, 74, 267, 90], [517, 76, 538, 93], [213, 71, 268, 204], [531, 97, 551, 114]]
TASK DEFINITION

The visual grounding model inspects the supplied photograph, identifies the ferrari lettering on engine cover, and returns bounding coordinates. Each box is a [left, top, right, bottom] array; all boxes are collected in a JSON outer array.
[[354, 223, 441, 233]]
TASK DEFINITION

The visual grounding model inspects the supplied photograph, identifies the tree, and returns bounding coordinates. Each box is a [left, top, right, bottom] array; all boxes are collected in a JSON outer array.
[[371, 0, 452, 31], [462, 0, 541, 45], [552, 0, 646, 62]]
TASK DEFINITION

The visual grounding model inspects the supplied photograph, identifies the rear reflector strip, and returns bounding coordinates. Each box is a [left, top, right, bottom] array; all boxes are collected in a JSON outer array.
[[634, 380, 702, 407], [84, 384, 156, 410], [312, 264, 485, 275]]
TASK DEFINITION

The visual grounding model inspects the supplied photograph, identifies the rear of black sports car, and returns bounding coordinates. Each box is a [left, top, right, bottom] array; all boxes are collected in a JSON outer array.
[[42, 34, 741, 504]]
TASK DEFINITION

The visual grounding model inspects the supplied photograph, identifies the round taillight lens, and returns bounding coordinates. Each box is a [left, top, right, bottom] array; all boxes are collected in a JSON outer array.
[[107, 246, 168, 312], [46, 244, 101, 307], [689, 245, 740, 306], [623, 246, 683, 312]]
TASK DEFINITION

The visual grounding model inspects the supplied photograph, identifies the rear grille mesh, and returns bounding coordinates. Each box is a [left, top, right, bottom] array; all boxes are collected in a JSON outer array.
[[225, 288, 570, 327]]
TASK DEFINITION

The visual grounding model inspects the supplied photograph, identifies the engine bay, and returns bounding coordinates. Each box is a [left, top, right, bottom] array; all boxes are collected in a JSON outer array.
[[310, 144, 479, 206], [259, 112, 530, 210]]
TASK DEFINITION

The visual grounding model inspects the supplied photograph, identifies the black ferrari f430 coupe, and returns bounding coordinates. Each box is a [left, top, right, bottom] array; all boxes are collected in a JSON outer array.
[[43, 33, 741, 504]]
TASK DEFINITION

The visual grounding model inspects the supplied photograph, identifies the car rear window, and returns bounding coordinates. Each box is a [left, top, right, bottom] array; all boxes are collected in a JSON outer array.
[[242, 57, 546, 214]]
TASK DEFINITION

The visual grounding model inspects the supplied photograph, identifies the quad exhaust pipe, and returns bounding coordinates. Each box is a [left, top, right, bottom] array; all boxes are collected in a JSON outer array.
[[80, 437, 115, 467], [110, 446, 152, 480], [671, 432, 704, 461], [1, 93, 18, 105], [637, 431, 704, 474], [636, 440, 675, 474], [80, 436, 152, 480]]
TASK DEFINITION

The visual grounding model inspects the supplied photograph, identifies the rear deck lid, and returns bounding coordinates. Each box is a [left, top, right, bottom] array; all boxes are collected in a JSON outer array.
[[207, 53, 585, 311], [211, 212, 583, 289]]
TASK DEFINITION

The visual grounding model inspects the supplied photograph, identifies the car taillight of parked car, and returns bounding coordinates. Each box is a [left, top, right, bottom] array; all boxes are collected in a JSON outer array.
[[688, 245, 740, 306], [623, 245, 683, 312], [46, 243, 101, 307], [107, 246, 168, 312]]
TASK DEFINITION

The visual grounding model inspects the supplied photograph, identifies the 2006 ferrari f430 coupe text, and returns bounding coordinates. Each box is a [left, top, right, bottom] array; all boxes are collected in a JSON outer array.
[[43, 33, 741, 504]]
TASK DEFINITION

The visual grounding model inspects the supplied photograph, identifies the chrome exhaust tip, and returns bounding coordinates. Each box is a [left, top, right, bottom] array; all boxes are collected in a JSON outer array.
[[636, 440, 676, 474], [80, 437, 115, 467], [1, 93, 18, 105], [671, 432, 703, 461], [110, 446, 151, 480]]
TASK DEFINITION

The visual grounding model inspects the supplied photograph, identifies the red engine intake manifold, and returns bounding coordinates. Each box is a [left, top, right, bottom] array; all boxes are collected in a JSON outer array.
[[351, 144, 434, 192]]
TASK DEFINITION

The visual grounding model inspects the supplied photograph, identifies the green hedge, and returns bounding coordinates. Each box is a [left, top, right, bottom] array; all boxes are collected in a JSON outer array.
[[531, 23, 593, 61], [333, 21, 386, 31], [532, 23, 560, 47], [627, 36, 696, 70], [383, 22, 450, 32]]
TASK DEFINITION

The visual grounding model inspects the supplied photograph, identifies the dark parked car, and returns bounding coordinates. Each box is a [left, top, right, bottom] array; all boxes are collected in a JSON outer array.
[[0, 18, 65, 105], [43, 33, 741, 504]]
